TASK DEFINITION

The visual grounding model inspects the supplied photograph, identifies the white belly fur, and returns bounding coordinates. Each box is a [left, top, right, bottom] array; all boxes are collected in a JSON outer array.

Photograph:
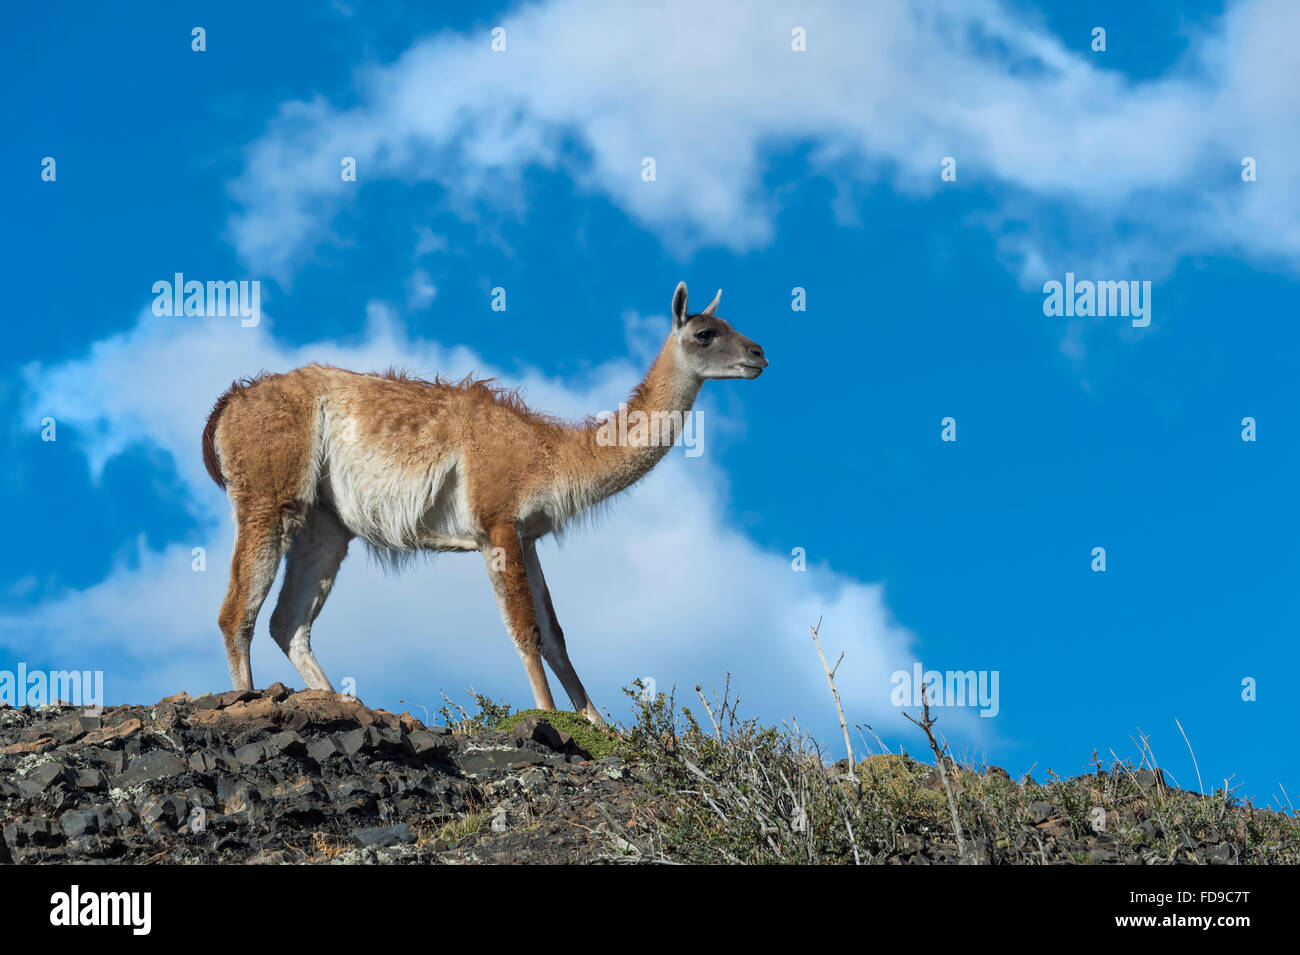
[[317, 407, 480, 552]]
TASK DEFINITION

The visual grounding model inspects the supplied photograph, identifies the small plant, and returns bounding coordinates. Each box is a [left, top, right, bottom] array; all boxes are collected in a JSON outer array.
[[437, 690, 513, 734], [438, 809, 494, 845], [619, 681, 868, 863]]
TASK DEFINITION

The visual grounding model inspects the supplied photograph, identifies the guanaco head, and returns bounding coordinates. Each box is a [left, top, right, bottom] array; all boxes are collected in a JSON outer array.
[[670, 282, 768, 380]]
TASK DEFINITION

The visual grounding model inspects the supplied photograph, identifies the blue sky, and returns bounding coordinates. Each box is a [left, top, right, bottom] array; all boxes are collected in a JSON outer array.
[[3, 0, 1297, 805]]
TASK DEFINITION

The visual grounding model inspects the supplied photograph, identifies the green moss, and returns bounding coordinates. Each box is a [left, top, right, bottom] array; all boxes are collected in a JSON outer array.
[[496, 708, 621, 759], [854, 753, 946, 821]]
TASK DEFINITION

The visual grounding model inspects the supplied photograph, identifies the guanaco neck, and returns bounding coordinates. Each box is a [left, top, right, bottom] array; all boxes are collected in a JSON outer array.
[[569, 335, 702, 506]]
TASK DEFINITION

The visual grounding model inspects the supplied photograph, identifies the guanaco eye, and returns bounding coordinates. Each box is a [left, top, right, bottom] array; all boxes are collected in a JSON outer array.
[[695, 329, 715, 344]]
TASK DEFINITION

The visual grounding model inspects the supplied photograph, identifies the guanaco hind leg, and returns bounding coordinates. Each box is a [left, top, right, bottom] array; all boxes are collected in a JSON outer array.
[[218, 516, 289, 691], [268, 506, 352, 691]]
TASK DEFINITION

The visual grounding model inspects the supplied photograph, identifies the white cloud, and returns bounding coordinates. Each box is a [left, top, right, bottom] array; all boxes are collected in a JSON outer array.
[[4, 308, 976, 751], [228, 0, 1300, 285], [412, 226, 449, 260], [405, 267, 437, 310]]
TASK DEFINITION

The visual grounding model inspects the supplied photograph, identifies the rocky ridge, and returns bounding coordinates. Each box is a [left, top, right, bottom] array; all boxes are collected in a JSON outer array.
[[0, 686, 638, 864], [2, 687, 1294, 864]]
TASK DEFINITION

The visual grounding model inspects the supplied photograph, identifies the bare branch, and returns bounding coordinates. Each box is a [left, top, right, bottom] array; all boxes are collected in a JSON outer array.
[[1174, 718, 1203, 796], [695, 684, 723, 744], [810, 617, 853, 769], [902, 679, 976, 863]]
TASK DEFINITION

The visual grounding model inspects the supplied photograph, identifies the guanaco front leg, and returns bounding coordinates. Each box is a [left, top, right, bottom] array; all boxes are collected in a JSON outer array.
[[482, 524, 556, 711], [521, 539, 605, 726]]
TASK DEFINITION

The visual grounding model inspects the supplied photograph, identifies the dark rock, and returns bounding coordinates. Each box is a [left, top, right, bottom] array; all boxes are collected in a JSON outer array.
[[8, 818, 54, 847], [217, 690, 259, 707], [307, 736, 342, 761], [152, 702, 182, 730], [265, 730, 307, 757], [553, 730, 592, 760], [272, 776, 322, 803], [261, 683, 292, 702], [330, 796, 379, 817], [115, 750, 189, 787], [18, 760, 69, 797], [1133, 769, 1165, 792], [1205, 843, 1235, 864], [335, 729, 366, 756], [509, 716, 592, 760], [331, 778, 371, 798], [455, 748, 545, 776], [234, 742, 267, 766], [72, 767, 108, 791], [139, 795, 187, 828], [1087, 844, 1120, 863], [47, 719, 87, 744], [89, 748, 127, 775], [59, 809, 100, 838], [94, 805, 126, 834], [512, 715, 566, 751], [351, 823, 416, 848], [188, 750, 221, 772], [1027, 801, 1055, 825], [406, 730, 450, 760]]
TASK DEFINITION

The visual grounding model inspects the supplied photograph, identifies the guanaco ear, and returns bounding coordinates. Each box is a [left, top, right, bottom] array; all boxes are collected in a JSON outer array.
[[672, 282, 689, 327], [700, 289, 721, 316]]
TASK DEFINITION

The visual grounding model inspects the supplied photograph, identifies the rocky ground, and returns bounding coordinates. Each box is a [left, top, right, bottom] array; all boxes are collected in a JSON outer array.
[[0, 687, 643, 864], [2, 687, 1295, 864]]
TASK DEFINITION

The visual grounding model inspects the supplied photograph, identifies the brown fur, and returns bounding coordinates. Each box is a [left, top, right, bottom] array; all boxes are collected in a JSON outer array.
[[378, 368, 589, 430], [202, 373, 276, 488]]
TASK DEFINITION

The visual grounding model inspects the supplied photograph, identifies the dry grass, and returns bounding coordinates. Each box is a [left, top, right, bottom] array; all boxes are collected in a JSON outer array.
[[308, 831, 349, 861], [604, 622, 1300, 865]]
